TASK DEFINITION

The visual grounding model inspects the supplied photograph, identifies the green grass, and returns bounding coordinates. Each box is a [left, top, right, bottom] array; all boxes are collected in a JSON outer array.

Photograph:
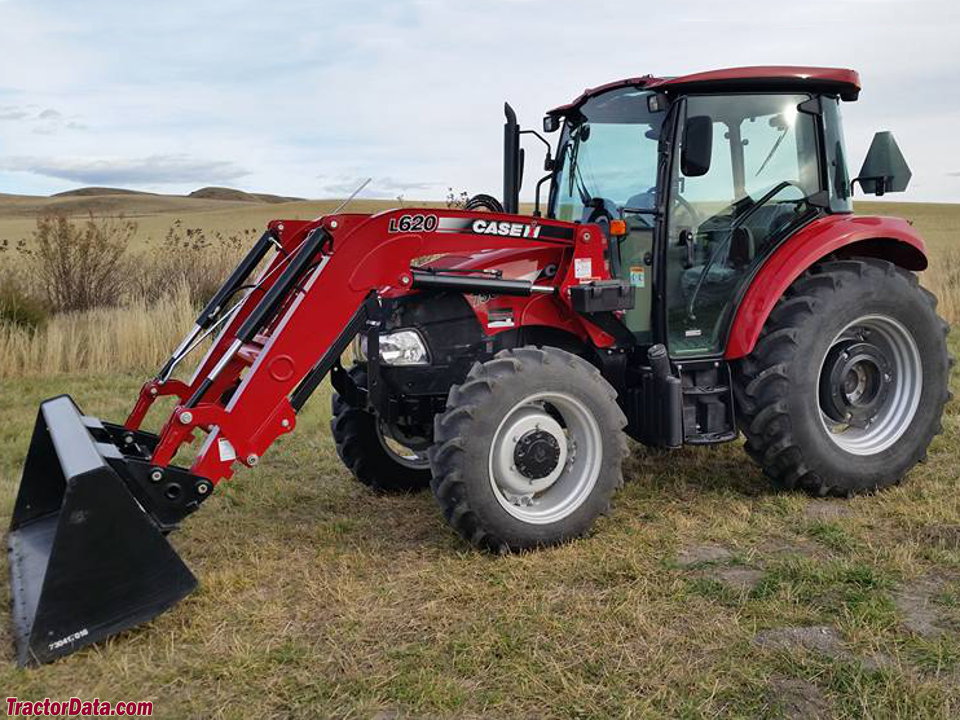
[[0, 333, 957, 718]]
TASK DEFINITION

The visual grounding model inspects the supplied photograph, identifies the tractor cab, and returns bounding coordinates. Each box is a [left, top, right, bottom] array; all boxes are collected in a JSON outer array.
[[537, 68, 866, 357]]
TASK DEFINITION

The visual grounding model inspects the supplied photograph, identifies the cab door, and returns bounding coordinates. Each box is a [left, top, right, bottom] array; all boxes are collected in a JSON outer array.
[[663, 93, 824, 357]]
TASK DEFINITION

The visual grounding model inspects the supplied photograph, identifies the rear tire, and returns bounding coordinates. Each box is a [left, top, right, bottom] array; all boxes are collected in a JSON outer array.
[[735, 258, 951, 495], [429, 347, 627, 552], [331, 368, 432, 493]]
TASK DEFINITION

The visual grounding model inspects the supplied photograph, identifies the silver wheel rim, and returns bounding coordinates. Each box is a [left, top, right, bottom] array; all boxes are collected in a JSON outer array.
[[817, 314, 922, 455], [376, 421, 430, 470], [488, 391, 602, 524]]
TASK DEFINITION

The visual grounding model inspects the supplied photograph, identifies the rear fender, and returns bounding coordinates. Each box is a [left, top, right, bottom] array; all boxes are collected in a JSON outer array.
[[725, 214, 927, 359]]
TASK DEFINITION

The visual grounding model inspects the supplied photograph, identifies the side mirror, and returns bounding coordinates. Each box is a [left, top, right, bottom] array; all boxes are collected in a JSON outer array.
[[681, 115, 713, 177], [543, 115, 560, 133], [855, 131, 911, 195]]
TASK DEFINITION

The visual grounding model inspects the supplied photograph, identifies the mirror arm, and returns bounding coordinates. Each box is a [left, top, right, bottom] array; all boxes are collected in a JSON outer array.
[[520, 129, 555, 171], [532, 173, 553, 218], [520, 129, 552, 152], [851, 175, 889, 197]]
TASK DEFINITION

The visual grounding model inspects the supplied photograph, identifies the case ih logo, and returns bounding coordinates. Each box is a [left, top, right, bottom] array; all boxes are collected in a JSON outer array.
[[470, 219, 542, 238], [386, 214, 574, 241]]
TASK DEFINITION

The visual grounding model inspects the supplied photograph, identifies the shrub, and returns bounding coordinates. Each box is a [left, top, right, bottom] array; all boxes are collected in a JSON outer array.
[[446, 188, 469, 208], [0, 276, 49, 330], [131, 220, 256, 306], [17, 214, 136, 312]]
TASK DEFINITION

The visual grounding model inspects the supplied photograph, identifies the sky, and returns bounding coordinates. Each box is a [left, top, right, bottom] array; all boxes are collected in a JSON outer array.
[[0, 0, 958, 202]]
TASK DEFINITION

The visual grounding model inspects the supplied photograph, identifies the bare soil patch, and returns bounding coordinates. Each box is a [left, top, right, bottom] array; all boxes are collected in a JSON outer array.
[[763, 675, 832, 719], [676, 544, 734, 567]]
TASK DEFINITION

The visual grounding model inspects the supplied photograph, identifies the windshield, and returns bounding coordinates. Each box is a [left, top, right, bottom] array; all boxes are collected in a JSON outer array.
[[550, 88, 663, 223]]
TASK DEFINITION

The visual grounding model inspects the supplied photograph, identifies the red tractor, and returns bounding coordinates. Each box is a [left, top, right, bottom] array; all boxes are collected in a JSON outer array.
[[8, 66, 950, 665]]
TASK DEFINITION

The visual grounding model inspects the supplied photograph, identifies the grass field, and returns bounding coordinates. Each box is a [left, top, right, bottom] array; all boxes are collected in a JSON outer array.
[[0, 192, 958, 718]]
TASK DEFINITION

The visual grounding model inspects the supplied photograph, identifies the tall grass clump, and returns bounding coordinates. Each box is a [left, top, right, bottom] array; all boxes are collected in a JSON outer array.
[[0, 214, 263, 378], [0, 274, 49, 331], [0, 284, 196, 378], [924, 244, 960, 326]]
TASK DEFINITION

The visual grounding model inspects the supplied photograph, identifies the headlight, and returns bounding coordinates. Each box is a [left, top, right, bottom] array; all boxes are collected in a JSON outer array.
[[358, 329, 430, 366]]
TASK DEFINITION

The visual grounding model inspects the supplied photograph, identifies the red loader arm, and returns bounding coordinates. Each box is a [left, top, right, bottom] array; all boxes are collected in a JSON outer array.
[[127, 209, 615, 485]]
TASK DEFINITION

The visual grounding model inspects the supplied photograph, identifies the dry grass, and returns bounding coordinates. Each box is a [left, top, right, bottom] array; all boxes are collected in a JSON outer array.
[[859, 200, 960, 326], [0, 287, 195, 379], [0, 198, 958, 717], [925, 245, 960, 327], [0, 346, 957, 718]]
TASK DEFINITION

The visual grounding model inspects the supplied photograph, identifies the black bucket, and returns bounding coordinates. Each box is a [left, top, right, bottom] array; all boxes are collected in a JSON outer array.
[[7, 396, 211, 666]]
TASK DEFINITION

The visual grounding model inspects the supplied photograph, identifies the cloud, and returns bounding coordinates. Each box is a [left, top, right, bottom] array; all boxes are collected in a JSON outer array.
[[0, 154, 250, 185], [0, 105, 29, 120], [0, 104, 84, 134], [318, 175, 439, 197], [0, 0, 959, 201]]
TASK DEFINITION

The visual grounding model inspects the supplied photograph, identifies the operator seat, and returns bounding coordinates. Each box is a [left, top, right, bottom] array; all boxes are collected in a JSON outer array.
[[679, 202, 799, 305]]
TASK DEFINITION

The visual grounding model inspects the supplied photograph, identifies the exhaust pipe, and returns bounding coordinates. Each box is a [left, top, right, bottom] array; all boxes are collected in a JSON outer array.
[[7, 396, 211, 665]]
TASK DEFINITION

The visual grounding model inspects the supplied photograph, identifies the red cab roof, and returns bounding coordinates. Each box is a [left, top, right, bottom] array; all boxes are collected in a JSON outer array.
[[548, 66, 861, 116]]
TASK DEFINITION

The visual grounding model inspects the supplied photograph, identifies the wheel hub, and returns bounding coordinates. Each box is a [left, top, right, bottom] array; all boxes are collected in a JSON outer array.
[[491, 406, 568, 498], [819, 339, 892, 428], [816, 315, 922, 456], [513, 429, 561, 480]]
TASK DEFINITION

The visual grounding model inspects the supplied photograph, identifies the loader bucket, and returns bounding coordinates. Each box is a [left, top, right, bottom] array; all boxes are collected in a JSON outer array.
[[7, 396, 202, 666]]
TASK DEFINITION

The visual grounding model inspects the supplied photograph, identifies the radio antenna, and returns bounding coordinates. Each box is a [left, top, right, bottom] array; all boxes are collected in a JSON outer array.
[[318, 177, 372, 219]]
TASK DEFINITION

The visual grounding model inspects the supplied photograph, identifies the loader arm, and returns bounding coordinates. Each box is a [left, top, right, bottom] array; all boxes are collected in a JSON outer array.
[[8, 208, 617, 665], [135, 209, 615, 486]]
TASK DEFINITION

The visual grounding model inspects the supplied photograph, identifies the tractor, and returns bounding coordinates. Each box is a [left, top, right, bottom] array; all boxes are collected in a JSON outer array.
[[8, 66, 950, 665]]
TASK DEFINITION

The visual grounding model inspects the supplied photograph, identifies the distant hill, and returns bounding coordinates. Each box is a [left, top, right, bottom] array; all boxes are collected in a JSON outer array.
[[189, 187, 304, 203], [0, 185, 307, 221], [52, 187, 155, 198]]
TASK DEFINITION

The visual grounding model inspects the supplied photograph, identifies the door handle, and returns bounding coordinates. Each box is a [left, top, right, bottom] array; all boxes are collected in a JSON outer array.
[[679, 229, 696, 269]]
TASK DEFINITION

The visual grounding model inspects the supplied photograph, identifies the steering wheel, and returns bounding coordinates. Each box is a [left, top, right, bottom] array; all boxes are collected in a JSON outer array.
[[684, 181, 804, 318], [672, 194, 703, 233]]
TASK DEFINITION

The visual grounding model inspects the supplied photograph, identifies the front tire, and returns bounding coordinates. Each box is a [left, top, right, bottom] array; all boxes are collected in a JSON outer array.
[[735, 258, 951, 495], [429, 347, 628, 552], [331, 368, 432, 493]]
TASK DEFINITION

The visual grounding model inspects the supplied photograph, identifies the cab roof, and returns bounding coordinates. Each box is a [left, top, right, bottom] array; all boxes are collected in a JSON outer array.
[[547, 66, 861, 116]]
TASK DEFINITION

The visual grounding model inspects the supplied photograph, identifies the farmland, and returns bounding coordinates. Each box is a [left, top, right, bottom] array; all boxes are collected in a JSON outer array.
[[0, 190, 958, 718]]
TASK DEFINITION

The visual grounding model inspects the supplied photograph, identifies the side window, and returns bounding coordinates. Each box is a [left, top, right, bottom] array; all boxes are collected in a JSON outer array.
[[666, 94, 822, 356], [823, 97, 853, 213], [741, 112, 804, 196]]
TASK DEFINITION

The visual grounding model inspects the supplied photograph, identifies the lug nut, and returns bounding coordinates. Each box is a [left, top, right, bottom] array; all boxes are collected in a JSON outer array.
[[246, 453, 259, 466], [197, 483, 210, 495], [179, 411, 193, 425], [150, 469, 163, 483]]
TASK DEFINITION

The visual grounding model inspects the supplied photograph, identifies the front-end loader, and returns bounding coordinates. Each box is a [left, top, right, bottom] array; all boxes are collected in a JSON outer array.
[[8, 66, 950, 665]]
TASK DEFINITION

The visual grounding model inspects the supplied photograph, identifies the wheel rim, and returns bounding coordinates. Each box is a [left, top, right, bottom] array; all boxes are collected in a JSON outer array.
[[488, 391, 602, 524], [376, 421, 430, 470], [817, 314, 922, 455]]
